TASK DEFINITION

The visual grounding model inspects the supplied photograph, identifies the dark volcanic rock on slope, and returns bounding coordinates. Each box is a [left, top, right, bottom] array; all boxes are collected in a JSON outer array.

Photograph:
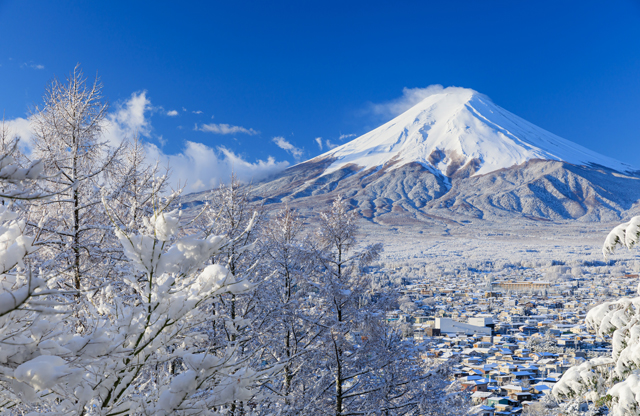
[[428, 160, 640, 222], [250, 159, 640, 223], [252, 159, 449, 217]]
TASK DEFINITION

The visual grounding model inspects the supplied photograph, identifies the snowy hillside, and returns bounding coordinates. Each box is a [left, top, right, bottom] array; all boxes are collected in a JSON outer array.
[[316, 87, 636, 178]]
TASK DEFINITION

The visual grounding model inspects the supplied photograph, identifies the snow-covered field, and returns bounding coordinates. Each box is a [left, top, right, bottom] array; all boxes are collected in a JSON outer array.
[[357, 218, 634, 269]]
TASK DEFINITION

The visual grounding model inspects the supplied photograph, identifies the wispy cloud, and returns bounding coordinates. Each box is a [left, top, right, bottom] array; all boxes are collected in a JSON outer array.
[[166, 110, 179, 116], [315, 137, 323, 150], [20, 62, 45, 70], [369, 85, 474, 118], [195, 123, 259, 135], [339, 133, 356, 141], [272, 136, 304, 160], [192, 110, 203, 114]]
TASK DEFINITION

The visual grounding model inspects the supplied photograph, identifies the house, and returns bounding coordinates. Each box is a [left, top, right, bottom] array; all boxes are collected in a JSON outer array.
[[474, 404, 495, 416], [471, 364, 498, 376], [486, 397, 510, 407], [519, 326, 538, 335], [511, 371, 536, 381], [502, 384, 531, 401], [435, 317, 492, 336], [531, 383, 553, 395], [471, 391, 493, 404], [485, 396, 515, 413], [461, 377, 490, 392], [491, 372, 514, 385], [557, 338, 577, 348], [530, 352, 557, 361], [511, 391, 532, 403]]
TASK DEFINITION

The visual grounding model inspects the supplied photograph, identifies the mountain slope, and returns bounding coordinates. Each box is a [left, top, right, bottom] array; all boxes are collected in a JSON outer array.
[[249, 87, 640, 222]]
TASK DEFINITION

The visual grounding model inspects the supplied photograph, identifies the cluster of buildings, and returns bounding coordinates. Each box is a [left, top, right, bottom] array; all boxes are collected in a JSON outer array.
[[382, 267, 638, 414]]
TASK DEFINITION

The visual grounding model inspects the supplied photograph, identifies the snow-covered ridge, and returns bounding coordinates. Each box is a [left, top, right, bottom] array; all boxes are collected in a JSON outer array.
[[314, 87, 636, 178]]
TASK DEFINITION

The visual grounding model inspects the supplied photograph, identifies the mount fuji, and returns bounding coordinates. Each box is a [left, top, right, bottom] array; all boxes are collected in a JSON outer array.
[[209, 87, 640, 223], [317, 87, 635, 179]]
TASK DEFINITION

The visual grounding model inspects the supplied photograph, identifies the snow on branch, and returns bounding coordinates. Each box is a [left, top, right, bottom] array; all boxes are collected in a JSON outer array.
[[554, 218, 640, 415], [603, 216, 640, 258]]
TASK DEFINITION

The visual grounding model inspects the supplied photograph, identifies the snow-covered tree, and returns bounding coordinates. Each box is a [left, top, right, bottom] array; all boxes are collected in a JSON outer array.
[[250, 207, 321, 414], [187, 178, 269, 416], [0, 138, 75, 412], [291, 196, 466, 416], [527, 331, 562, 354], [206, 177, 263, 342], [2, 192, 275, 415], [0, 68, 274, 414], [107, 135, 170, 233], [553, 215, 640, 415], [0, 121, 45, 201], [29, 64, 123, 293]]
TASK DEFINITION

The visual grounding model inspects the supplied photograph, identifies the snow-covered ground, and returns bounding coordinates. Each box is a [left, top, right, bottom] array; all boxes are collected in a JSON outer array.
[[356, 218, 635, 271]]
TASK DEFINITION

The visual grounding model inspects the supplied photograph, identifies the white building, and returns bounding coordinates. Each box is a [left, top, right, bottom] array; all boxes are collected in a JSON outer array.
[[436, 317, 492, 336]]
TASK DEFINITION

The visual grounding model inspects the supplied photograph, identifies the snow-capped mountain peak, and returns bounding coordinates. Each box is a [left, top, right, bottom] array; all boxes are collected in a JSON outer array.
[[316, 87, 635, 178], [246, 86, 640, 222]]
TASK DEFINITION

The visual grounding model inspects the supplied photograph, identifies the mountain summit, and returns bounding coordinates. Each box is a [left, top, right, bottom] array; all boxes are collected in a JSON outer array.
[[242, 87, 640, 222], [317, 87, 635, 179]]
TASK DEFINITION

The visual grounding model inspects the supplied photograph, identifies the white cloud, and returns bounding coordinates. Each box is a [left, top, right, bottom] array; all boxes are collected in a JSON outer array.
[[2, 91, 285, 191], [339, 133, 356, 141], [272, 136, 304, 160], [109, 96, 285, 189], [145, 142, 288, 191], [166, 110, 179, 116], [369, 85, 473, 118], [192, 110, 203, 114], [102, 91, 152, 147], [315, 137, 323, 150], [195, 123, 259, 135], [2, 117, 33, 150]]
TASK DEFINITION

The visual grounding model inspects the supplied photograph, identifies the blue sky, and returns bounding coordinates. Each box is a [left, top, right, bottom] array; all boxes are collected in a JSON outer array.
[[1, 0, 640, 190]]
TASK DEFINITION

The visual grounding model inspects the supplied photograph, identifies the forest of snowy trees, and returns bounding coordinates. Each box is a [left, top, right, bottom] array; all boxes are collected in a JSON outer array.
[[0, 68, 472, 415]]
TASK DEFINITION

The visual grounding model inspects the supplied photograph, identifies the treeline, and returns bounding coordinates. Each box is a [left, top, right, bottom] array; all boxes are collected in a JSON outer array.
[[0, 67, 470, 415]]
